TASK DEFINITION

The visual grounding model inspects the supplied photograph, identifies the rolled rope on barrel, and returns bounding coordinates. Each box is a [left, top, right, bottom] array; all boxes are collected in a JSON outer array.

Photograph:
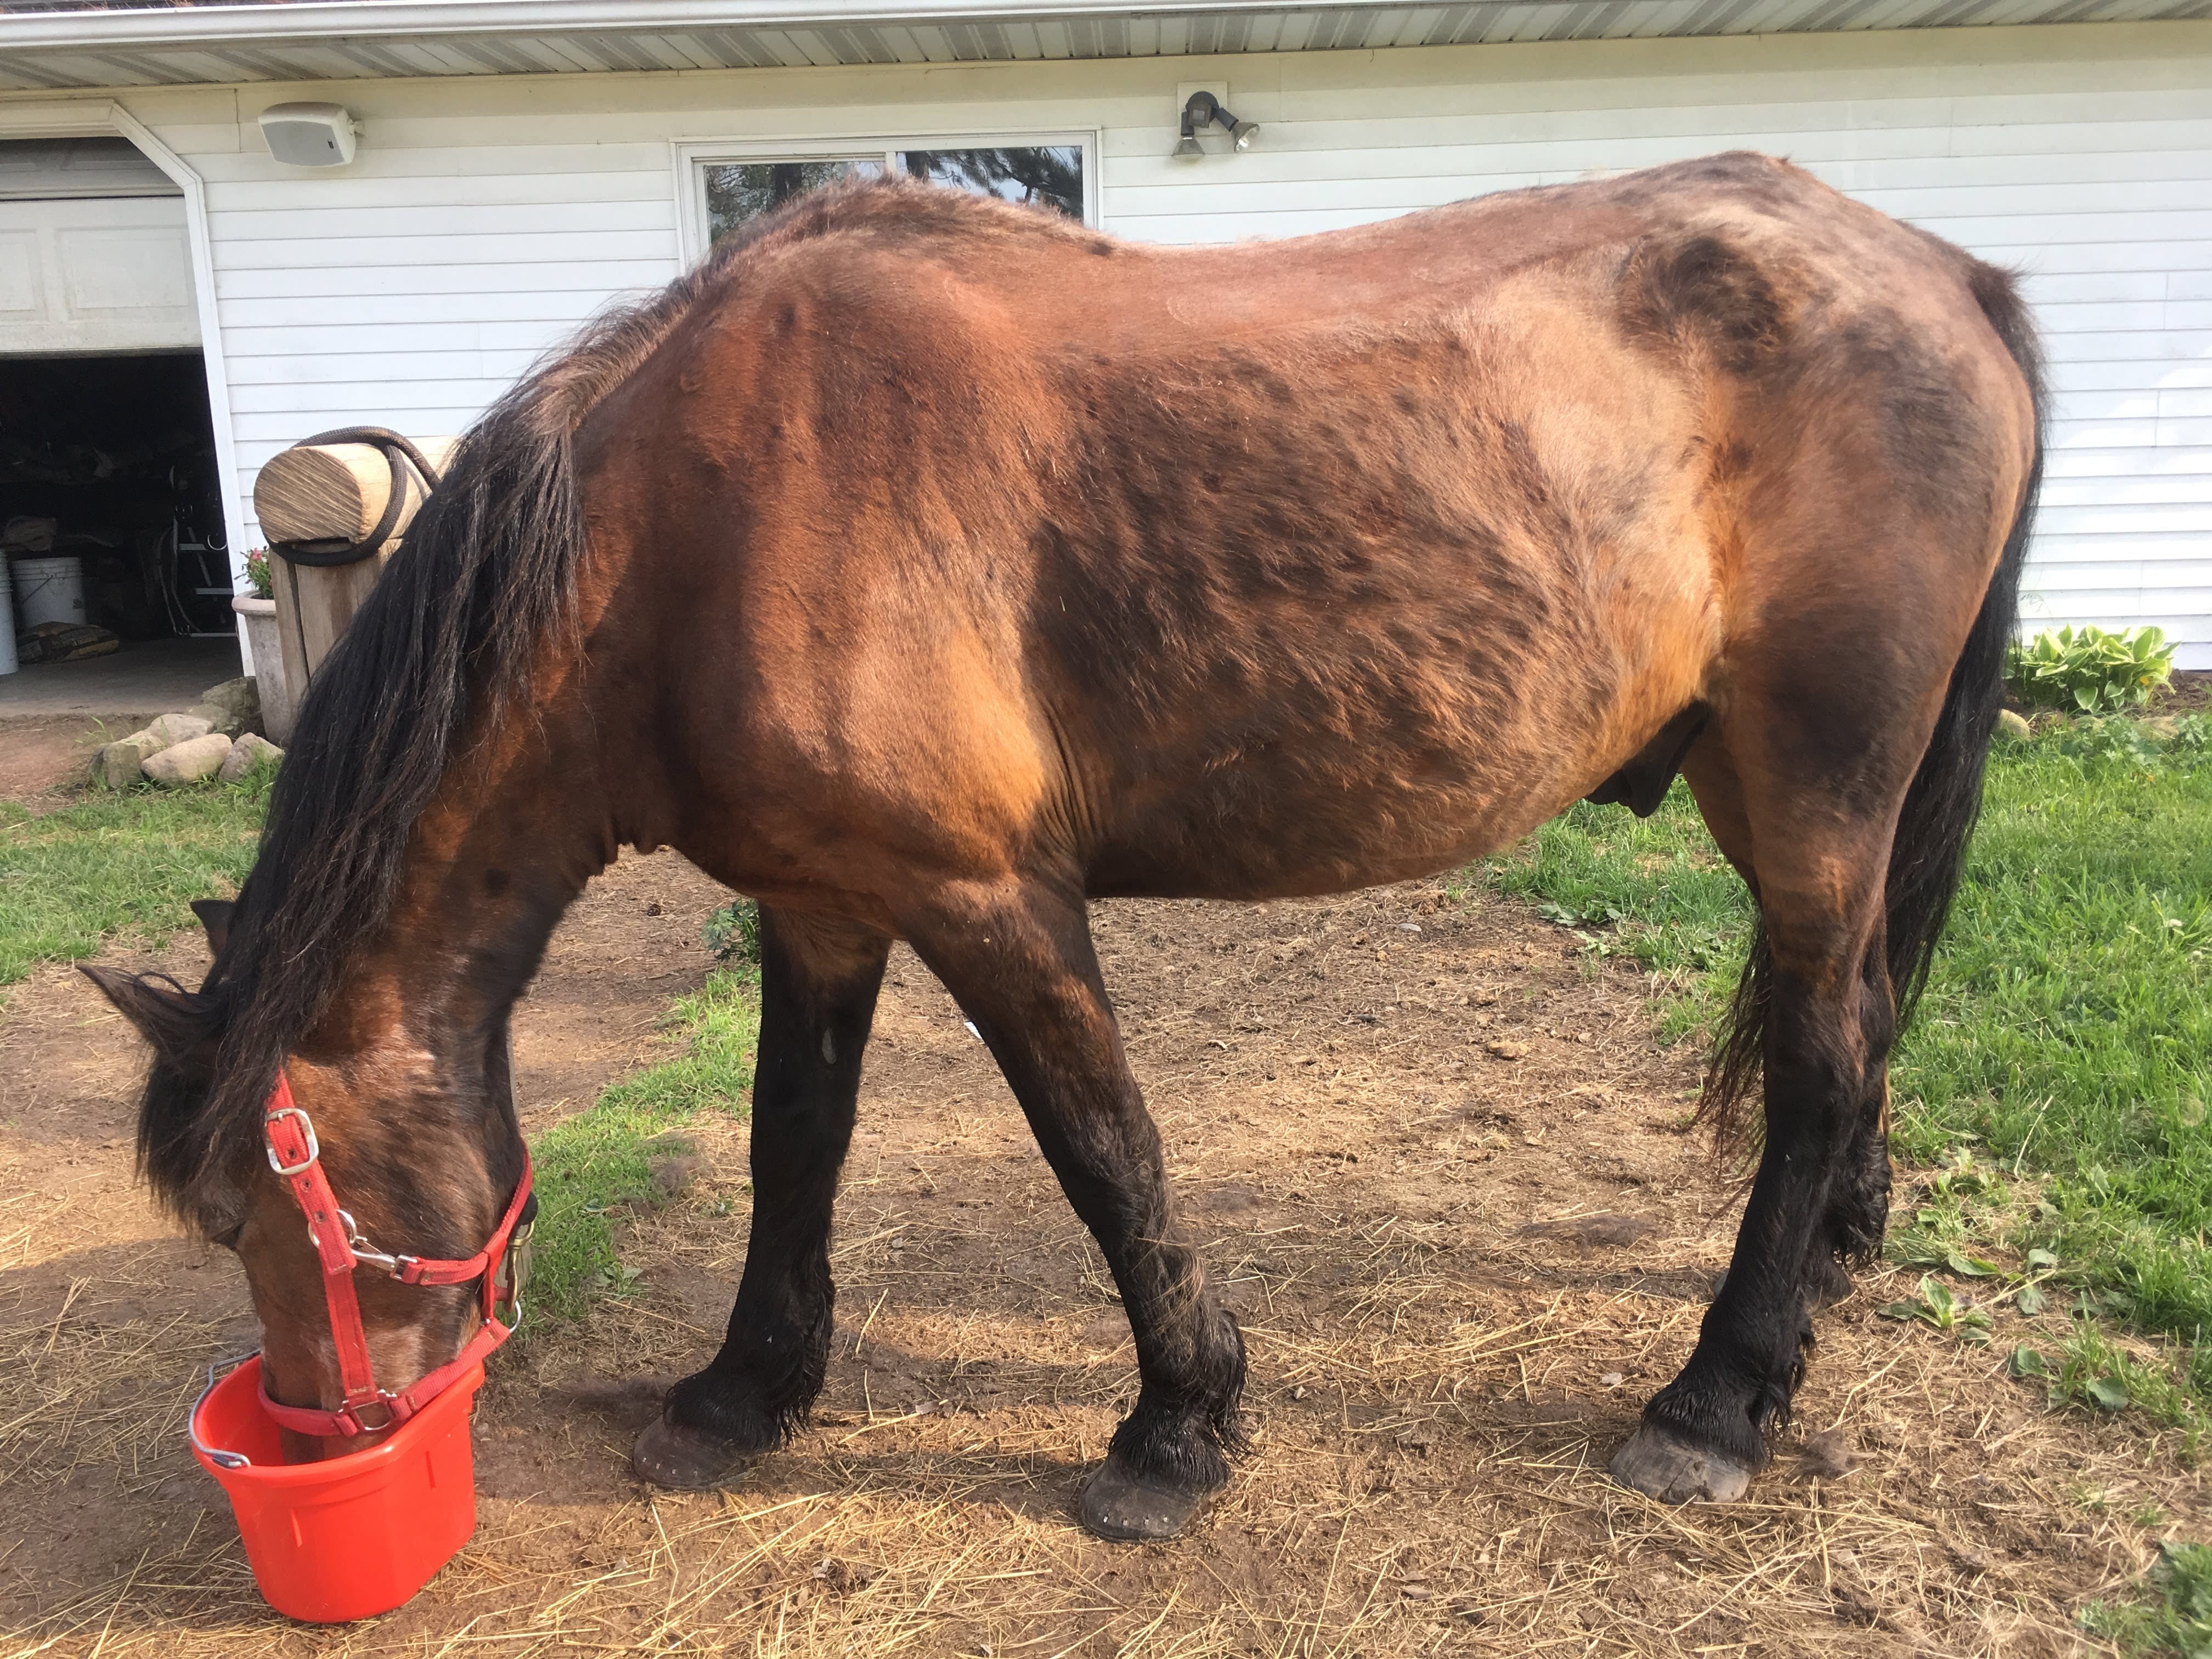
[[267, 427, 446, 568]]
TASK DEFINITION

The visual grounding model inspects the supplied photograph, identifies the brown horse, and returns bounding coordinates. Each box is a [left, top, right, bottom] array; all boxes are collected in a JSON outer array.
[[89, 151, 2040, 1539]]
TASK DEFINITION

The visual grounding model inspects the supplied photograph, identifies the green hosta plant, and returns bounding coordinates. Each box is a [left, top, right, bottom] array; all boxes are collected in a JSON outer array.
[[2007, 624, 2175, 714]]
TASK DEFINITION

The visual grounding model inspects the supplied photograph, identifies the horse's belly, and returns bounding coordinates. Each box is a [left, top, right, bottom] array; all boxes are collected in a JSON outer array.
[[1080, 683, 1627, 902]]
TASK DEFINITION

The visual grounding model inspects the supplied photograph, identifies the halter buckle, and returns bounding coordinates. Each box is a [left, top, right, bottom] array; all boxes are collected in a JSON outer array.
[[264, 1105, 320, 1176]]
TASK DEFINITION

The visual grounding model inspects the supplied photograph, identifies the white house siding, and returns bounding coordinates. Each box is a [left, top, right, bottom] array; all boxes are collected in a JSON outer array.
[[12, 20, 2207, 661]]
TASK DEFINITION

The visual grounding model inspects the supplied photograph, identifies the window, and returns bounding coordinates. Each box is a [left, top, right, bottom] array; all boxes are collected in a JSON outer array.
[[678, 136, 1096, 260], [703, 156, 884, 242]]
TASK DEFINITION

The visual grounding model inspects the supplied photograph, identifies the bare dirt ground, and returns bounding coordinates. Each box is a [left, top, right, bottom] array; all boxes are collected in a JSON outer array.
[[1, 850, 2200, 1657], [2152, 669, 2210, 715], [0, 714, 153, 810]]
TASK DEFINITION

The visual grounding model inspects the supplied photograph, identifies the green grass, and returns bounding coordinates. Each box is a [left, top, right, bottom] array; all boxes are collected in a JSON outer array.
[[525, 965, 760, 1325], [2079, 1541, 2212, 1658], [1480, 787, 1746, 1046], [1479, 714, 2212, 1431], [0, 775, 270, 993]]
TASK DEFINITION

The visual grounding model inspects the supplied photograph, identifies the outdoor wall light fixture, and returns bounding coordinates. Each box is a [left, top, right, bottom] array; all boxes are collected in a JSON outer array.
[[1173, 90, 1259, 159]]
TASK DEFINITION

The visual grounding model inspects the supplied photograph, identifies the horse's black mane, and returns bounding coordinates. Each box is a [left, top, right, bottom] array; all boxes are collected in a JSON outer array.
[[136, 177, 1069, 1223]]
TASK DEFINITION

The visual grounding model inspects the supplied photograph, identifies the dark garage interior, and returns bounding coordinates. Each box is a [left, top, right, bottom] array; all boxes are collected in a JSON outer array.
[[1, 351, 232, 645]]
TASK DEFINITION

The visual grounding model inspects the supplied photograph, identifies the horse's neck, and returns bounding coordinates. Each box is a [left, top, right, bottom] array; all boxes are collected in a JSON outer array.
[[313, 702, 614, 1069]]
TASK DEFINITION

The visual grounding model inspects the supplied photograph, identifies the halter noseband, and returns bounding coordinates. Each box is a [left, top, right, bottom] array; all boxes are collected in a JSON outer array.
[[258, 1070, 534, 1438]]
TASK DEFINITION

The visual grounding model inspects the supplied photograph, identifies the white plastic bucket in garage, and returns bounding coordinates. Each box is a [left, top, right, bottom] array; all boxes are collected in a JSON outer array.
[[12, 555, 86, 630], [0, 557, 15, 674]]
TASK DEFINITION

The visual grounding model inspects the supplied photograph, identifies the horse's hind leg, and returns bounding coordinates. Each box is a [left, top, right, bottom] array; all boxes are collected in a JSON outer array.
[[903, 879, 1246, 1541], [1613, 721, 1912, 1503], [1680, 742, 1877, 1315], [634, 908, 890, 1488]]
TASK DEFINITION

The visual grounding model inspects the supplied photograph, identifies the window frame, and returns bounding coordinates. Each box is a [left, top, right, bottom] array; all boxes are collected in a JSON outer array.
[[672, 131, 1101, 264]]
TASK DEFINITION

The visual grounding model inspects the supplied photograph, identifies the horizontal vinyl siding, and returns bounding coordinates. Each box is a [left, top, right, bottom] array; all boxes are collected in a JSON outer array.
[[52, 20, 2211, 660]]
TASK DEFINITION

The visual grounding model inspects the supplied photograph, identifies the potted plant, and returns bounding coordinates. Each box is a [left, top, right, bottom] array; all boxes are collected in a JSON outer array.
[[234, 548, 297, 742]]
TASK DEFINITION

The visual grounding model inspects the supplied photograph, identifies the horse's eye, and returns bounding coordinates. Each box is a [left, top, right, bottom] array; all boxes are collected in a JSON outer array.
[[210, 1218, 246, 1251]]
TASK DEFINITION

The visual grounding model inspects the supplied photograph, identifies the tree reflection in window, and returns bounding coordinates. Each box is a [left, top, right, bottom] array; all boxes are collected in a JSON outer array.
[[703, 145, 1084, 247], [704, 157, 882, 245], [896, 147, 1084, 219]]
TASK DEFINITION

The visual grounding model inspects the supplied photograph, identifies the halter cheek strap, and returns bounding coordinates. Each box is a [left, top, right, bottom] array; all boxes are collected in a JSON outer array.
[[258, 1070, 534, 1439]]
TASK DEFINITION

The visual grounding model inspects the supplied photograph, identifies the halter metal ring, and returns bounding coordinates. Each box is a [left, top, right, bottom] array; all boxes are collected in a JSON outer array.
[[346, 1396, 398, 1434]]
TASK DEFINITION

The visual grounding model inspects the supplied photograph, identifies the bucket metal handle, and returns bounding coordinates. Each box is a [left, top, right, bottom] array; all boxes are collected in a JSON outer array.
[[190, 1351, 260, 1470]]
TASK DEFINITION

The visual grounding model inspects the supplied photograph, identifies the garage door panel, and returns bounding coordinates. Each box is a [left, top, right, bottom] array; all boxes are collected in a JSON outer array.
[[60, 225, 195, 313], [0, 190, 197, 352], [0, 230, 40, 319]]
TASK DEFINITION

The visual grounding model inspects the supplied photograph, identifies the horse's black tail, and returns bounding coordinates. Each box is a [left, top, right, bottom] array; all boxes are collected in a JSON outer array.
[[1704, 261, 2045, 1150]]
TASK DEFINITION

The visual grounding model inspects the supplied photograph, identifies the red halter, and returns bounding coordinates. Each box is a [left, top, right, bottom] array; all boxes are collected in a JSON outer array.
[[258, 1070, 534, 1438]]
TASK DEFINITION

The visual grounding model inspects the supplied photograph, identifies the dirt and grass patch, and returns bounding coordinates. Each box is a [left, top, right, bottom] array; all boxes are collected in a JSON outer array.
[[1483, 712, 2211, 1643], [2080, 1539, 2212, 1657], [529, 966, 761, 1322], [0, 775, 269, 995]]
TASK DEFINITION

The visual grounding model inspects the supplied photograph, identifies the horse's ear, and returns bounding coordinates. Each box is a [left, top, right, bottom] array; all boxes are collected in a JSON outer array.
[[81, 965, 213, 1070], [189, 898, 235, 957]]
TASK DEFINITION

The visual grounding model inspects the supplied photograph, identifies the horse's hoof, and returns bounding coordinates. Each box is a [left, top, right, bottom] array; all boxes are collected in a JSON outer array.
[[630, 1413, 756, 1491], [1078, 1458, 1211, 1541], [1610, 1425, 1753, 1504]]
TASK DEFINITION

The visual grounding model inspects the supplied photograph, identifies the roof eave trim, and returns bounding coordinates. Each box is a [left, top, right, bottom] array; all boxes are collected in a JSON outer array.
[[0, 0, 1368, 50]]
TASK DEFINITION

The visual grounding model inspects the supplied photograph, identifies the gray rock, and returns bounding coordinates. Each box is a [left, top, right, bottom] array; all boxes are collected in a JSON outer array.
[[185, 701, 245, 737], [93, 729, 163, 788], [145, 711, 213, 749], [217, 731, 283, 782], [198, 677, 261, 723], [649, 1154, 706, 1199], [1995, 708, 2033, 741], [1519, 1212, 1656, 1248], [1796, 1427, 1858, 1480], [142, 732, 233, 784]]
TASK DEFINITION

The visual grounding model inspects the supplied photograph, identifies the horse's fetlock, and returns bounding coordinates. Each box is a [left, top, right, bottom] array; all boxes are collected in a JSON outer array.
[[663, 1365, 792, 1455], [1109, 1400, 1233, 1496], [1645, 1373, 1775, 1474]]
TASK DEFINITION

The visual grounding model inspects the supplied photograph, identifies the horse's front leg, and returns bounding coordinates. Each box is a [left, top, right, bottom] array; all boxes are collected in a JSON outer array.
[[633, 907, 889, 1488], [906, 878, 1247, 1541]]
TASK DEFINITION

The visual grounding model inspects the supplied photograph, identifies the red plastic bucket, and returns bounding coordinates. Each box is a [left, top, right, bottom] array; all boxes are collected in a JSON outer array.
[[189, 1355, 483, 1622]]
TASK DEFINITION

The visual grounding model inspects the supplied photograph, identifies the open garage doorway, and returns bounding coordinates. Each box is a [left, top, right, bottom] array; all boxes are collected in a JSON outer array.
[[1, 134, 237, 698], [1, 352, 232, 641]]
